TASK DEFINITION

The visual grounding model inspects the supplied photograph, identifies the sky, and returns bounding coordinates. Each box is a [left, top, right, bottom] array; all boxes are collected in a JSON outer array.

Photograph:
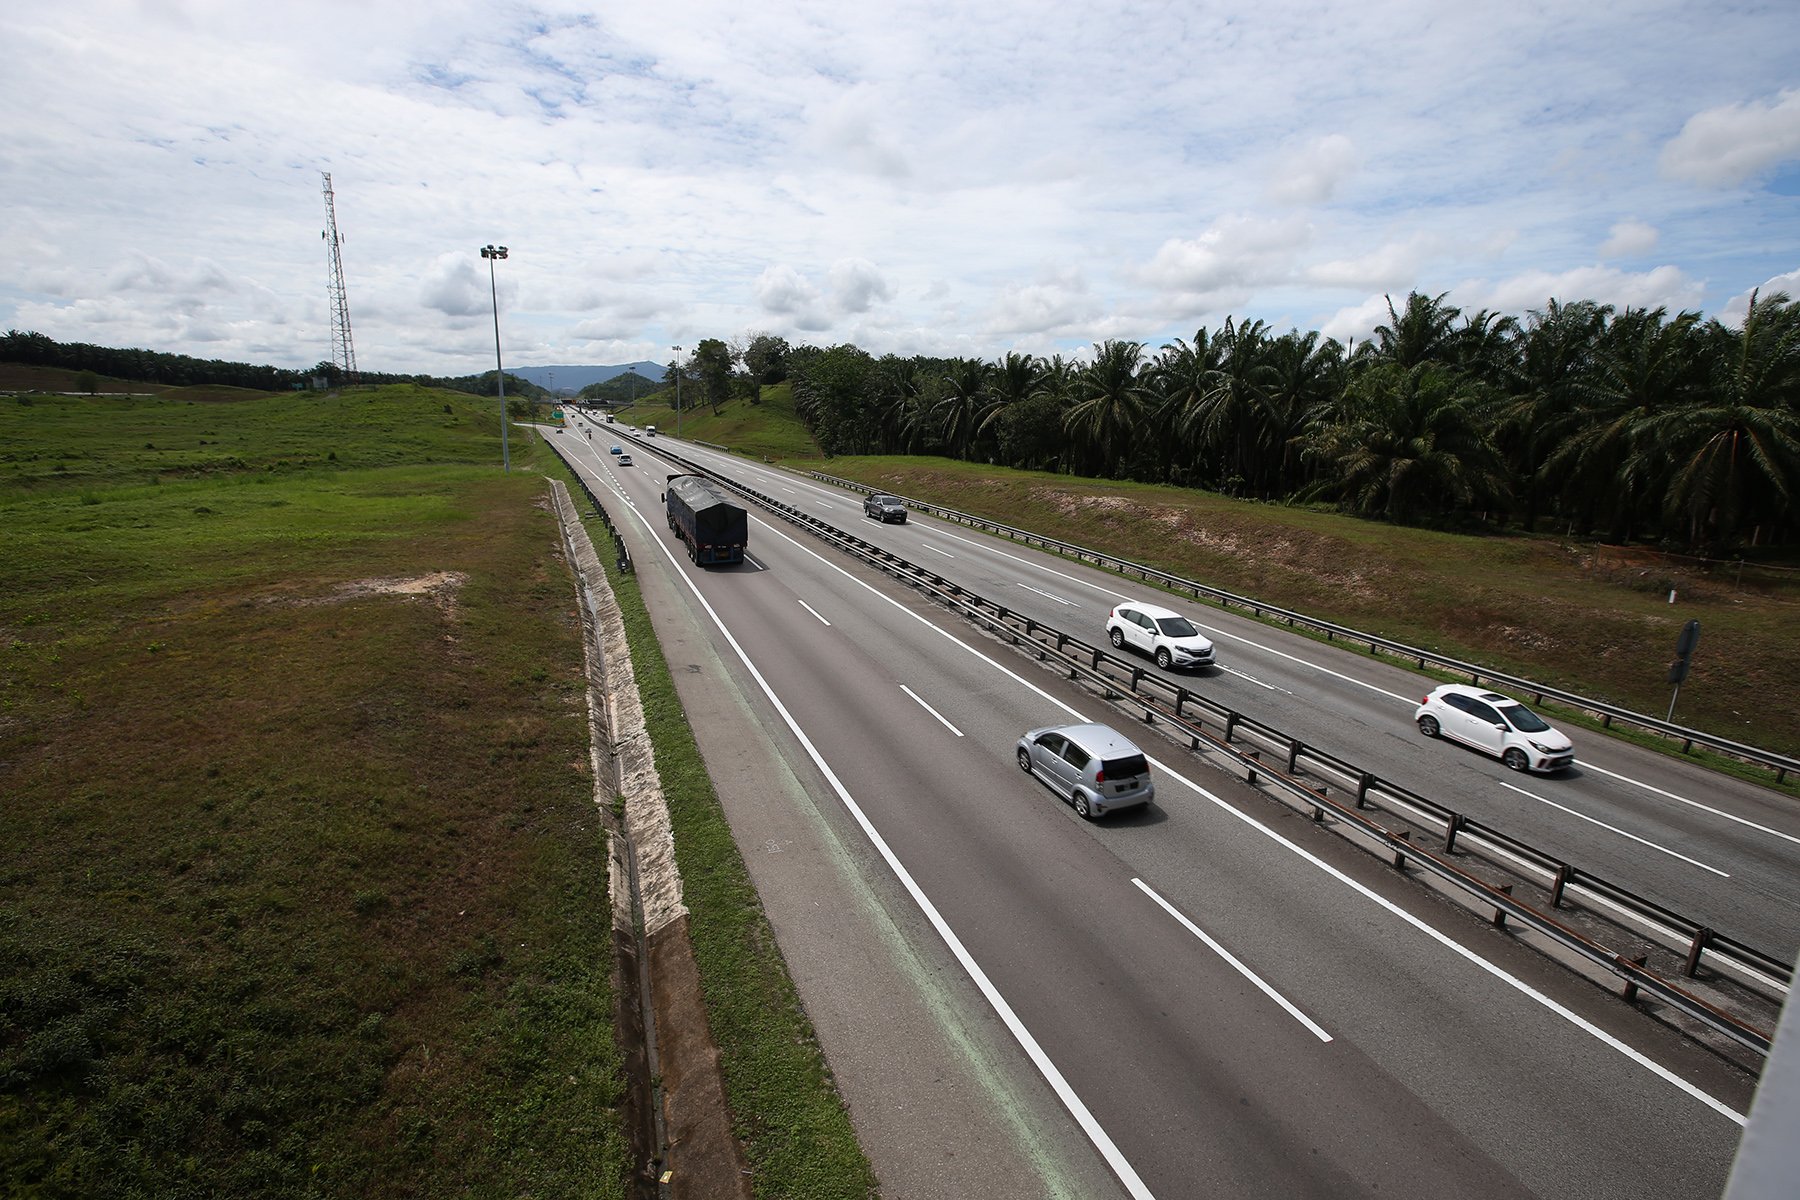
[[3, 1, 1799, 378]]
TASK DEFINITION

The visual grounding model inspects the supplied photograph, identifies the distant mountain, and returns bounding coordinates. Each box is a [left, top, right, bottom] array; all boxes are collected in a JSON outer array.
[[507, 362, 665, 393]]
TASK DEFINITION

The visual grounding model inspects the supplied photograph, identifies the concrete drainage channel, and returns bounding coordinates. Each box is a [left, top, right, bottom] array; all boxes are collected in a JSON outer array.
[[642, 442, 1784, 1064], [550, 480, 752, 1200]]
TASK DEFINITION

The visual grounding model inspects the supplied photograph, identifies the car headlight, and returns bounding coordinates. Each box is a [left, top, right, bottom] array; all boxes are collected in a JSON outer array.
[[1528, 739, 1560, 754]]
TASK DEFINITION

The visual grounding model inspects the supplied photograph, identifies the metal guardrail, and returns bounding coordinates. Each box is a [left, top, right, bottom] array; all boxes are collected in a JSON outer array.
[[638, 440, 1786, 1056], [540, 432, 633, 573], [809, 472, 1800, 786]]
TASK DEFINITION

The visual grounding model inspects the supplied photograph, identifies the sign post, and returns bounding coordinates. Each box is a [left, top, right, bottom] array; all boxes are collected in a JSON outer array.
[[1666, 618, 1701, 722]]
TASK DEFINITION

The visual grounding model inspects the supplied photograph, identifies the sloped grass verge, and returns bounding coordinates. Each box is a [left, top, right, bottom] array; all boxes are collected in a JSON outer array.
[[549, 456, 873, 1198]]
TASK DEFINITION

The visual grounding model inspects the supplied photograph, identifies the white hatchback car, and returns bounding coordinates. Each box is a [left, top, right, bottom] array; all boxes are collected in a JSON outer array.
[[1414, 684, 1574, 773], [1105, 601, 1215, 670]]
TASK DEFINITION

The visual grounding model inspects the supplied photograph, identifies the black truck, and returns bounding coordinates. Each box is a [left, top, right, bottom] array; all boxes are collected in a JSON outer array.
[[663, 474, 748, 566]]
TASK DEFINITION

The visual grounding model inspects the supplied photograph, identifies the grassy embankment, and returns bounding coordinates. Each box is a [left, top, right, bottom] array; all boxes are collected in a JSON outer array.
[[615, 384, 1799, 766], [1, 375, 870, 1198], [820, 458, 1800, 768], [611, 382, 819, 462], [541, 443, 875, 1197]]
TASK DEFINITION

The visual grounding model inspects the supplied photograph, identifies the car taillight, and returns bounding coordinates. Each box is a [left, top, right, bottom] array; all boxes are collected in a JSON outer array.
[[1094, 770, 1105, 783], [1421, 696, 1429, 704]]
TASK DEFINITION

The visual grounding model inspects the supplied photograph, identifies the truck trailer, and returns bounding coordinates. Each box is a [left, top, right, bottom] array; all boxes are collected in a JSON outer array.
[[663, 474, 748, 566]]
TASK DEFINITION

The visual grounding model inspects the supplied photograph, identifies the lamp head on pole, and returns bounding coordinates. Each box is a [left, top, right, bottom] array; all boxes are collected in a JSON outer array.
[[481, 244, 508, 261]]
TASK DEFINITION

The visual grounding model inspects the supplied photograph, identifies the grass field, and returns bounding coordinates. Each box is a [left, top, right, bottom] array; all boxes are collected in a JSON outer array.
[[611, 382, 818, 461], [800, 456, 1800, 762], [1, 388, 630, 1196]]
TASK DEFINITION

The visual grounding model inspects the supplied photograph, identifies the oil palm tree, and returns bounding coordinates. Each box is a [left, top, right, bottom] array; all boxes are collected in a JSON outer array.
[[1064, 340, 1151, 477]]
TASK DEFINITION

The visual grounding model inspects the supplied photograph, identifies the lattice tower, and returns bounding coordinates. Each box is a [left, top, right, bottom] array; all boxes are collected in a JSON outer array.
[[320, 172, 358, 382]]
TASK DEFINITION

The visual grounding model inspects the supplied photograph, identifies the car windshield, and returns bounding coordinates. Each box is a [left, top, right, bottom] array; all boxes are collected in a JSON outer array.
[[1155, 616, 1198, 638], [874, 495, 897, 504], [1500, 704, 1551, 733]]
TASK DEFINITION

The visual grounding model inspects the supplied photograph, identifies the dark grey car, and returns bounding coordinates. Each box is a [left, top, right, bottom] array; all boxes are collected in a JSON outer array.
[[864, 493, 908, 523], [1016, 723, 1155, 819]]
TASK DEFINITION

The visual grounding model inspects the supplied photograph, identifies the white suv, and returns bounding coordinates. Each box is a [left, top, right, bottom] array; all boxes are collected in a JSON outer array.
[[1414, 684, 1574, 772], [1105, 601, 1215, 670]]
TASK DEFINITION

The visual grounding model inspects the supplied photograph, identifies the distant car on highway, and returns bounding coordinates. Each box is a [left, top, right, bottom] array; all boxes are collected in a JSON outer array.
[[618, 454, 633, 466], [864, 493, 908, 523], [1414, 684, 1574, 772], [1105, 601, 1215, 670], [609, 445, 622, 455], [1016, 722, 1154, 819]]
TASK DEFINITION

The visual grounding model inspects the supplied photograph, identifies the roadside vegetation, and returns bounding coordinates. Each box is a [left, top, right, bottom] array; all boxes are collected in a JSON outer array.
[[1, 387, 631, 1196], [544, 449, 875, 1197]]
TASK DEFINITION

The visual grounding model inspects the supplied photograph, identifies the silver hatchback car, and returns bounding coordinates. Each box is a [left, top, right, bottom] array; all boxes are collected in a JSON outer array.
[[1016, 723, 1155, 819]]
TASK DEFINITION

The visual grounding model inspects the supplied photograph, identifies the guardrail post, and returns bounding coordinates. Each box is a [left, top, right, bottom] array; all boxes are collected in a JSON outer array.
[[1619, 954, 1648, 1002], [1285, 739, 1301, 773], [1491, 884, 1513, 927], [1391, 830, 1411, 870], [1244, 750, 1261, 784], [1222, 713, 1238, 744], [1443, 813, 1464, 854], [1174, 688, 1188, 717], [1129, 667, 1145, 693], [1549, 865, 1570, 908], [1684, 928, 1713, 978], [1355, 772, 1373, 808]]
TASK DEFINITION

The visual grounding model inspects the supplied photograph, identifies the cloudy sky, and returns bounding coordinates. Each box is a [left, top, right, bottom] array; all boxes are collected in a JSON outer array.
[[4, 1, 1799, 377]]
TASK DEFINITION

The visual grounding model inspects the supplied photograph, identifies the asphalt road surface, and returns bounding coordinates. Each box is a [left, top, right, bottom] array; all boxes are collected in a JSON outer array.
[[551, 422, 1769, 1199]]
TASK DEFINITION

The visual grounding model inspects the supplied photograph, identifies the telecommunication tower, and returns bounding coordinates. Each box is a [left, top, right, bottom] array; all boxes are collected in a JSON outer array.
[[320, 172, 358, 382]]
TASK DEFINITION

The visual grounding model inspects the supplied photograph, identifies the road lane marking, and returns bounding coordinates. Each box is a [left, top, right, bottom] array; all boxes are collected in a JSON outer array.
[[1495, 781, 1730, 877], [923, 543, 955, 558], [1142, 753, 1747, 1125], [1219, 665, 1284, 692], [614, 510, 1158, 1198], [1134, 879, 1332, 1043], [743, 554, 767, 571], [1576, 761, 1800, 848], [734, 509, 1748, 1126], [1018, 582, 1079, 606], [901, 685, 964, 737], [935, 528, 1130, 598], [798, 599, 831, 626]]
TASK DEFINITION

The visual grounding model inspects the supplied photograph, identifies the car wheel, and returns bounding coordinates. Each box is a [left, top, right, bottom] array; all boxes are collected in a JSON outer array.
[[1155, 647, 1172, 669], [1108, 628, 1125, 649], [1072, 792, 1093, 820], [1017, 748, 1032, 772], [1503, 747, 1529, 772], [1418, 715, 1440, 738]]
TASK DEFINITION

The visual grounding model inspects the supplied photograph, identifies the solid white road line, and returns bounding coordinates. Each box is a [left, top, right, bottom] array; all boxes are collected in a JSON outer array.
[[1577, 760, 1800, 849], [611, 508, 1159, 1198], [1134, 879, 1333, 1043], [901, 684, 965, 737], [798, 599, 832, 627], [923, 543, 955, 558], [1496, 780, 1730, 877]]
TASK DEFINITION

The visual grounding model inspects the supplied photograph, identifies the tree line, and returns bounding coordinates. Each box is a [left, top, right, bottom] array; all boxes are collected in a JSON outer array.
[[774, 291, 1800, 555], [0, 330, 548, 400]]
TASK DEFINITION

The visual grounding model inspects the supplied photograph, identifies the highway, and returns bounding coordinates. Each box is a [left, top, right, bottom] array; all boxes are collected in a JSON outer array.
[[550, 421, 1768, 1198]]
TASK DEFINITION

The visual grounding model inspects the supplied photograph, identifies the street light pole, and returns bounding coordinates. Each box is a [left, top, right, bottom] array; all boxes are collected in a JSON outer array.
[[672, 345, 683, 438], [481, 244, 510, 473]]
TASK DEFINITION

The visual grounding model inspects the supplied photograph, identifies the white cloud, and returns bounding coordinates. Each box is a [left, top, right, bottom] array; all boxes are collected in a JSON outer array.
[[981, 269, 1098, 336], [1319, 294, 1398, 347], [1599, 218, 1659, 259], [1660, 87, 1800, 187], [1305, 234, 1440, 290], [753, 264, 819, 315], [1264, 134, 1359, 206], [1137, 214, 1310, 298], [1469, 264, 1704, 314], [1719, 267, 1800, 327], [420, 253, 504, 319], [827, 258, 892, 314]]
